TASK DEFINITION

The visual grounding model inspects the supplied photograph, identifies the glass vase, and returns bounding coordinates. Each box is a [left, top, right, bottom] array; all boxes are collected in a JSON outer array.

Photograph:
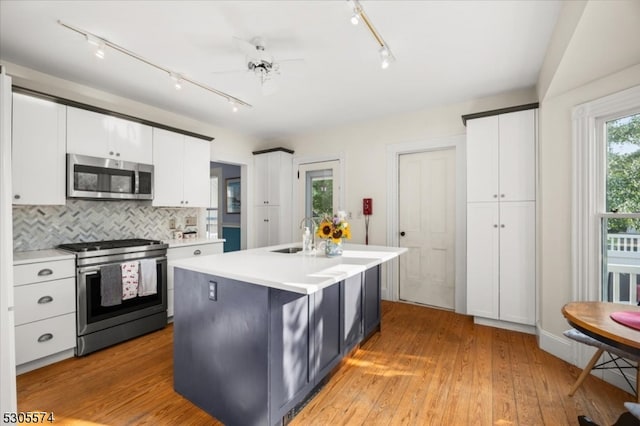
[[325, 240, 343, 257]]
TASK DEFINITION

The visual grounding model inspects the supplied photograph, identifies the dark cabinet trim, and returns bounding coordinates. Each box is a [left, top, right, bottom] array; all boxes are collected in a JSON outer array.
[[12, 86, 214, 141], [461, 102, 539, 126], [252, 147, 294, 155]]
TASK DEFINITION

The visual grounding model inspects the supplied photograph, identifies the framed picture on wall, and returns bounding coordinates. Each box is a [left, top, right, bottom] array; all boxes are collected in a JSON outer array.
[[226, 177, 241, 214]]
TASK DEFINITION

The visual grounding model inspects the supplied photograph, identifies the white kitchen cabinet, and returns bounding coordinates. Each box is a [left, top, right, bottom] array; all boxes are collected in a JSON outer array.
[[11, 93, 66, 205], [153, 128, 210, 208], [166, 241, 224, 317], [13, 256, 76, 370], [466, 107, 536, 328], [466, 202, 535, 325], [466, 109, 535, 203], [66, 106, 153, 164], [253, 149, 293, 247], [254, 206, 281, 248]]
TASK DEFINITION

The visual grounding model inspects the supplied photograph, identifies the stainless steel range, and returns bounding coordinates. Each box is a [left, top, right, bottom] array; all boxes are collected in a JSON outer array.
[[58, 238, 168, 356]]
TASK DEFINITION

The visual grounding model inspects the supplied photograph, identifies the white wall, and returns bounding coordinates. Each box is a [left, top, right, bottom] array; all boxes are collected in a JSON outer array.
[[279, 87, 538, 298], [536, 0, 640, 361]]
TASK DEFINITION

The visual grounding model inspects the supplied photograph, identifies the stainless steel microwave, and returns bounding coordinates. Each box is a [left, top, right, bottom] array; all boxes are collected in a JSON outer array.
[[67, 154, 153, 200]]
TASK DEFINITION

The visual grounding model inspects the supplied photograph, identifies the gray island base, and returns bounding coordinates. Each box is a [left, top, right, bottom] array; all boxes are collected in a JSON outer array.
[[172, 243, 405, 426]]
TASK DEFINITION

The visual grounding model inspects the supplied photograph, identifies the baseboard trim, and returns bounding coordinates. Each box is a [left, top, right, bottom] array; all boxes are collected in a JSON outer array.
[[538, 326, 573, 364], [473, 316, 536, 335], [16, 348, 75, 375]]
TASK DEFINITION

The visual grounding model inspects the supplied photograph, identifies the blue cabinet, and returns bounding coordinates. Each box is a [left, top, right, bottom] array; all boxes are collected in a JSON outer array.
[[173, 265, 381, 426]]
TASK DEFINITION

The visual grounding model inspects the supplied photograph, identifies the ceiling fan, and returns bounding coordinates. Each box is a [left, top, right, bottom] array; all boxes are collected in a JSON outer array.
[[217, 36, 304, 95]]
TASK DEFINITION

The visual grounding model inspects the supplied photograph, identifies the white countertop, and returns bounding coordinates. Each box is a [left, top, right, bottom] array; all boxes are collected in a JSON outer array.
[[165, 237, 225, 248], [13, 249, 76, 265], [172, 242, 407, 294]]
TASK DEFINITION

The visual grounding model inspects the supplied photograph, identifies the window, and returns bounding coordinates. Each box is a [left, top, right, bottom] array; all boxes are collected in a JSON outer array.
[[572, 85, 640, 303], [296, 160, 341, 225], [601, 112, 640, 304]]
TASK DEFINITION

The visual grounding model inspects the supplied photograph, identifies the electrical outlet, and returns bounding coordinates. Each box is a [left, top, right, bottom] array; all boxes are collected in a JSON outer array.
[[208, 281, 217, 301], [169, 218, 176, 229], [185, 216, 197, 226]]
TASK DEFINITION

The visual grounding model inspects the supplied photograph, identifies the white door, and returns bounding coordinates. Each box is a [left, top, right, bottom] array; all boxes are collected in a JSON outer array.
[[399, 149, 456, 309]]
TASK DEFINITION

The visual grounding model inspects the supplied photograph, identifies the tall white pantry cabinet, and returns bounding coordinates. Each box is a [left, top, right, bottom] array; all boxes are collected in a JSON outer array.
[[466, 108, 536, 327]]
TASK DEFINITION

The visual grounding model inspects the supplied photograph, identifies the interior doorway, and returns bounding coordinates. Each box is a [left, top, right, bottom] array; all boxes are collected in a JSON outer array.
[[210, 162, 241, 252], [398, 148, 456, 309]]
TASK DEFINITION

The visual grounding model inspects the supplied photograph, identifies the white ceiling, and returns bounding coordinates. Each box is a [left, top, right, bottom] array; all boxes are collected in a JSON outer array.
[[0, 1, 561, 139]]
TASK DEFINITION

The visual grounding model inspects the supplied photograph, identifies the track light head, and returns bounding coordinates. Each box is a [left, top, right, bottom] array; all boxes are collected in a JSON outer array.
[[350, 13, 360, 25], [379, 46, 394, 69], [86, 34, 105, 59], [170, 72, 183, 90]]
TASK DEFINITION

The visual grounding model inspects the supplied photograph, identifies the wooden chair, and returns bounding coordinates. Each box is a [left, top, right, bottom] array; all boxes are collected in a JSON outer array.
[[564, 328, 640, 402]]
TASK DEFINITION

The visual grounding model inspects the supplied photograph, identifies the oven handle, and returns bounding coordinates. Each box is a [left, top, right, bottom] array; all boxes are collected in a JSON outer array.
[[78, 256, 167, 274]]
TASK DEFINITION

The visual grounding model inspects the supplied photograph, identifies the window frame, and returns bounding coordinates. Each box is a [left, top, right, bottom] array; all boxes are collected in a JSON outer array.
[[572, 85, 640, 301]]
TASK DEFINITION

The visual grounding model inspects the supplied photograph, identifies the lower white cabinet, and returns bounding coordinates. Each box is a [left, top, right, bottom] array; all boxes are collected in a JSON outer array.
[[167, 241, 224, 317], [255, 206, 281, 248], [13, 255, 76, 369], [467, 201, 535, 325]]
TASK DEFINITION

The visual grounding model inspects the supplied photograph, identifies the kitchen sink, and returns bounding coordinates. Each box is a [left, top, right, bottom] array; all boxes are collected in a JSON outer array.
[[271, 246, 304, 254]]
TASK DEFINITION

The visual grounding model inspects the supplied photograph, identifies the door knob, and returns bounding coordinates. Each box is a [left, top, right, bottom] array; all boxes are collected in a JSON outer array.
[[400, 231, 406, 236]]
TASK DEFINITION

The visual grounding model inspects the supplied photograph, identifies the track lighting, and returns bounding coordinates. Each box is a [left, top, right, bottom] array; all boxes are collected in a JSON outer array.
[[229, 100, 239, 113], [379, 46, 394, 69], [170, 72, 183, 90], [348, 0, 395, 69], [86, 34, 105, 59], [60, 20, 252, 110]]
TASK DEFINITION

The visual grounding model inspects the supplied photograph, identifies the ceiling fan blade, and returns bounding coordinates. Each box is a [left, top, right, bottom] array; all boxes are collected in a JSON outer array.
[[261, 78, 279, 96], [232, 36, 257, 56], [210, 68, 250, 75]]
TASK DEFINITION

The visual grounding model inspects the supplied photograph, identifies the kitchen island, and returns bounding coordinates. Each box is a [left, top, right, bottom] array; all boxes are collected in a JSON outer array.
[[171, 243, 406, 426]]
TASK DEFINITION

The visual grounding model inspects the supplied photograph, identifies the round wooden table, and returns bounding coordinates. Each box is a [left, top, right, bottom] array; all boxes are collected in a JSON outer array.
[[562, 301, 640, 356]]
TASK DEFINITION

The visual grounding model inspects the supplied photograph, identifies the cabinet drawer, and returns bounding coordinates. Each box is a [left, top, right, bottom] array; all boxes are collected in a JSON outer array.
[[14, 259, 75, 286], [14, 278, 76, 326], [15, 313, 76, 365], [168, 243, 223, 261]]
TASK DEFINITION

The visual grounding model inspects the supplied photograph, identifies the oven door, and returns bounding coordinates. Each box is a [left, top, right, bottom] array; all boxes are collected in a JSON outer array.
[[77, 257, 167, 336]]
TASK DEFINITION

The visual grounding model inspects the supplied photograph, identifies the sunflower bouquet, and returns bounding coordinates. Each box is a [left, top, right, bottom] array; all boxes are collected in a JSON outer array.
[[316, 211, 351, 243]]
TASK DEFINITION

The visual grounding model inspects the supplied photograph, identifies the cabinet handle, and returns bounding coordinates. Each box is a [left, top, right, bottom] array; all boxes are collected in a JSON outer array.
[[493, 224, 498, 228], [180, 200, 184, 204], [185, 200, 189, 204], [501, 224, 506, 228], [37, 268, 53, 277], [500, 194, 505, 198], [264, 219, 269, 222], [109, 151, 114, 155], [37, 333, 53, 343], [194, 249, 201, 255], [37, 295, 54, 304], [493, 194, 498, 198], [116, 152, 120, 157], [14, 194, 20, 200]]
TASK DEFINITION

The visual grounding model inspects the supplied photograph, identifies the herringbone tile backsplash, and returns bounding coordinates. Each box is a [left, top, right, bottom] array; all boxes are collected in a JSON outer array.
[[13, 200, 200, 252]]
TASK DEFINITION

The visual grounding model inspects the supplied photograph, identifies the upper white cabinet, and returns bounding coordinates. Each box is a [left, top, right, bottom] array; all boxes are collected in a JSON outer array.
[[153, 128, 210, 208], [253, 149, 293, 247], [254, 150, 292, 206], [67, 106, 153, 164], [12, 93, 66, 205], [466, 109, 535, 203]]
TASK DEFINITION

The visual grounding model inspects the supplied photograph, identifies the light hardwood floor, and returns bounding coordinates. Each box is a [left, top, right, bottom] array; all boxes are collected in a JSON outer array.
[[17, 302, 631, 425]]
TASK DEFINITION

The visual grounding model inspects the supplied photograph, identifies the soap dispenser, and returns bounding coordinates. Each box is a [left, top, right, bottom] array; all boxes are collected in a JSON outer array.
[[302, 227, 312, 253]]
